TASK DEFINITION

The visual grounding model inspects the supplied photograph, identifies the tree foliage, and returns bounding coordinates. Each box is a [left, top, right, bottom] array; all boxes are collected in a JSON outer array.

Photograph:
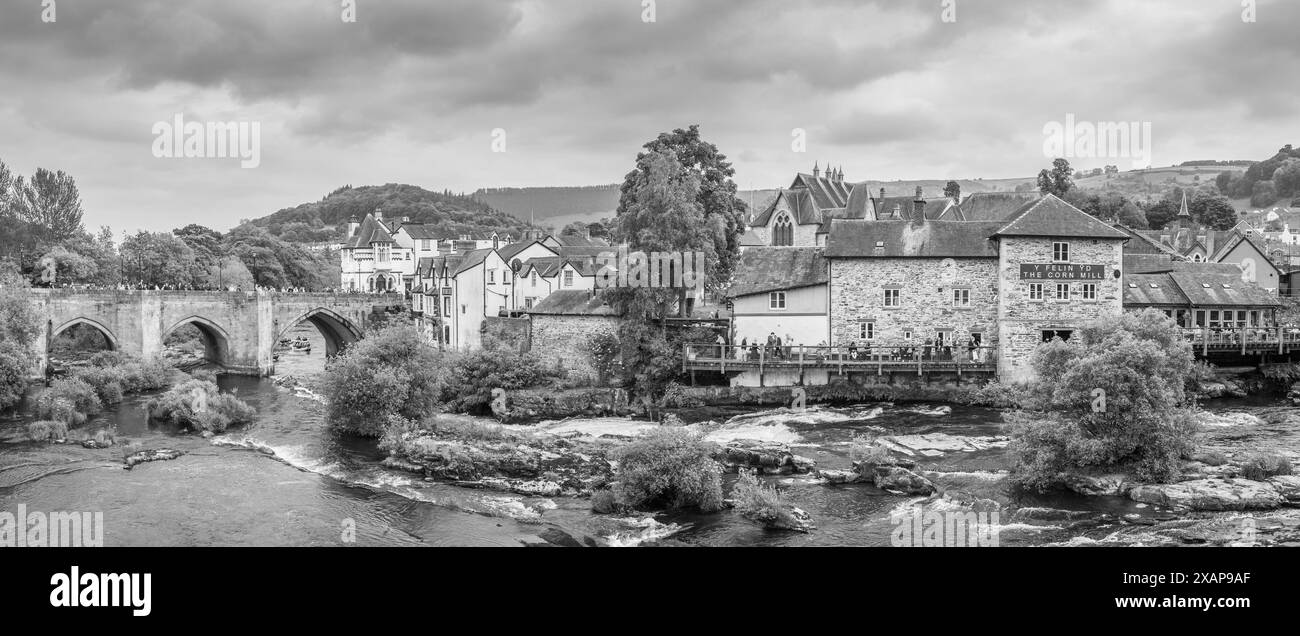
[[1037, 158, 1074, 197], [1009, 310, 1200, 489]]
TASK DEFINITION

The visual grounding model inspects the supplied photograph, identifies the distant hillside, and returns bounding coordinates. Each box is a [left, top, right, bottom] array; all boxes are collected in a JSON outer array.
[[472, 185, 622, 223], [241, 184, 536, 243]]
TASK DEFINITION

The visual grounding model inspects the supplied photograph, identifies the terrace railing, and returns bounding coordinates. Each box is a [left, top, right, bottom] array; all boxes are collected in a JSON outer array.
[[682, 342, 998, 380], [1181, 326, 1300, 356]]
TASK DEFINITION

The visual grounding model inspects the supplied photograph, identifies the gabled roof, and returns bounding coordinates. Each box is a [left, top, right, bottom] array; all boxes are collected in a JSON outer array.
[[528, 290, 620, 316], [454, 248, 493, 275], [415, 257, 436, 279], [727, 247, 828, 298], [791, 173, 852, 210], [497, 240, 554, 263], [752, 189, 821, 226], [824, 220, 1003, 258], [344, 214, 395, 248], [993, 195, 1130, 239], [521, 257, 562, 278]]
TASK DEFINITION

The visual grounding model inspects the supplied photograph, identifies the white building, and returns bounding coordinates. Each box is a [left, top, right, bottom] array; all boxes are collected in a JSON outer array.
[[340, 212, 415, 293]]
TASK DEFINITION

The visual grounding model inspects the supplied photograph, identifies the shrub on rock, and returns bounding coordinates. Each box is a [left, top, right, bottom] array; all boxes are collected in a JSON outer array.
[[613, 426, 723, 512]]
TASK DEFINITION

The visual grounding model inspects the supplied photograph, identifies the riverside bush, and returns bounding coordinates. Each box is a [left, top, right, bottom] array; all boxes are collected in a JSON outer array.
[[36, 378, 101, 425], [27, 420, 68, 442], [322, 325, 448, 437], [0, 342, 29, 411], [1009, 310, 1200, 489], [731, 469, 801, 529], [71, 366, 126, 406], [145, 379, 256, 433], [613, 426, 723, 512], [1240, 453, 1293, 481]]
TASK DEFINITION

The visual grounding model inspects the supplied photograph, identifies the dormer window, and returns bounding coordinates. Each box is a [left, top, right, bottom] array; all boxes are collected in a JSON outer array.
[[1052, 242, 1070, 263]]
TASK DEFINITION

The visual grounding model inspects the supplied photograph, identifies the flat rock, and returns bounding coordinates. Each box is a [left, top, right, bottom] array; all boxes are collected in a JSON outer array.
[[1268, 475, 1300, 503], [1128, 478, 1284, 512]]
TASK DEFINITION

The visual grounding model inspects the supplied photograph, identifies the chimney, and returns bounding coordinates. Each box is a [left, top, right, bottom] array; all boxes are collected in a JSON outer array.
[[374, 209, 383, 223], [402, 216, 410, 223], [347, 216, 360, 237], [813, 162, 820, 179]]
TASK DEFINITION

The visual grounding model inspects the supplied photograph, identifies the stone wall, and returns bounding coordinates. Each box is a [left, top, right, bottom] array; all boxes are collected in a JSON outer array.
[[829, 257, 999, 346], [483, 316, 531, 353], [996, 237, 1125, 382], [529, 314, 620, 383]]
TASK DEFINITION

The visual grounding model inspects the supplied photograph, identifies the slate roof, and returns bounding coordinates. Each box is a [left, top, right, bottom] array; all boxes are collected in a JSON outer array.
[[1123, 253, 1177, 274], [752, 189, 821, 226], [344, 214, 395, 248], [1124, 269, 1279, 308], [497, 240, 551, 263], [739, 228, 766, 246], [528, 290, 620, 316], [454, 248, 493, 275], [956, 192, 1042, 222], [1169, 270, 1279, 307], [727, 247, 828, 298], [550, 235, 610, 248], [824, 220, 1003, 258], [1124, 274, 1188, 306], [993, 195, 1131, 239], [401, 224, 441, 240]]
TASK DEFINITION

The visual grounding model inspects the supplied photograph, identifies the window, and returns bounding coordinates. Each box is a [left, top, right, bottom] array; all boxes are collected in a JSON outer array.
[[859, 321, 875, 340], [1052, 242, 1070, 262], [530, 273, 537, 288], [443, 297, 451, 317], [461, 304, 467, 315], [524, 297, 534, 309], [563, 270, 574, 287], [769, 291, 787, 310], [1028, 283, 1044, 301], [376, 244, 390, 263], [952, 288, 970, 307], [442, 326, 451, 344], [1080, 283, 1097, 301], [488, 269, 495, 283], [1055, 282, 1070, 301], [421, 239, 431, 251], [883, 288, 901, 308], [1042, 330, 1073, 342], [773, 213, 794, 246]]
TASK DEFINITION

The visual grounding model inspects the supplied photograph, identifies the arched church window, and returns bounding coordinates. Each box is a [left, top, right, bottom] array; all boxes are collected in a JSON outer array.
[[773, 213, 794, 246]]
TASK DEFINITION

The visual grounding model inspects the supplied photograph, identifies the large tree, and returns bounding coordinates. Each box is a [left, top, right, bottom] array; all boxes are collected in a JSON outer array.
[[943, 181, 961, 200], [1037, 158, 1074, 197], [120, 231, 201, 288], [13, 168, 84, 243], [616, 125, 747, 293]]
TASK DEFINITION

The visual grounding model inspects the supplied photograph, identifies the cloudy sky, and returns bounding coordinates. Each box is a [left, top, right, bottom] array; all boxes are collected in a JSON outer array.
[[0, 0, 1295, 234]]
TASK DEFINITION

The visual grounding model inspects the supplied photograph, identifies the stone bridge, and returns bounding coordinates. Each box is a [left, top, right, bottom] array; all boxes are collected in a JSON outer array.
[[28, 289, 406, 375]]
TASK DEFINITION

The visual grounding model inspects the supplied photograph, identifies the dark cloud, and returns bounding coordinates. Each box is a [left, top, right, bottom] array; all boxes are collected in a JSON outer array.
[[0, 0, 1293, 234]]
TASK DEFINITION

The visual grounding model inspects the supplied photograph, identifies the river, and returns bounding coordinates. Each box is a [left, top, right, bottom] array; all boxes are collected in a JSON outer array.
[[3, 326, 1297, 547]]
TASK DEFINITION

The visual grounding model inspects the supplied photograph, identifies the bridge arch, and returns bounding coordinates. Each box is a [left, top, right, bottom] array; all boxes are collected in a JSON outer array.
[[164, 315, 232, 366], [277, 307, 363, 358], [50, 317, 119, 350]]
